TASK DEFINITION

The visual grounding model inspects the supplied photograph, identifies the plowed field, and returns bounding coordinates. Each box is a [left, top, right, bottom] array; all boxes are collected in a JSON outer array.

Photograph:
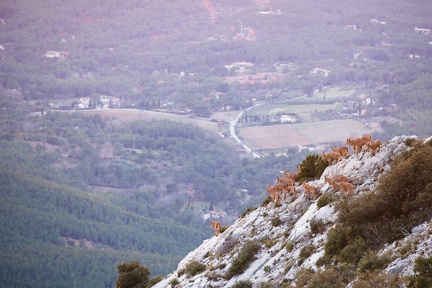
[[237, 119, 382, 149]]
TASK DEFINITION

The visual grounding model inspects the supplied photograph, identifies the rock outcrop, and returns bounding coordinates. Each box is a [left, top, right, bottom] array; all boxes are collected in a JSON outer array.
[[154, 135, 432, 288]]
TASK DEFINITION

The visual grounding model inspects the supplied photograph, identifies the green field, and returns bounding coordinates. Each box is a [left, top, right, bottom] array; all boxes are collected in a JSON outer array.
[[313, 86, 360, 99], [250, 103, 340, 116]]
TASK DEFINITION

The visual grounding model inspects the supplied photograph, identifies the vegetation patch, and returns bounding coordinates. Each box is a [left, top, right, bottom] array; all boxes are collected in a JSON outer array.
[[262, 237, 277, 248], [285, 241, 294, 252], [177, 260, 206, 278], [225, 240, 261, 279], [116, 261, 150, 288], [295, 268, 344, 288], [147, 274, 163, 287], [352, 272, 406, 287], [300, 154, 327, 180], [240, 206, 258, 218], [408, 256, 432, 287], [317, 193, 337, 208], [231, 280, 253, 288], [271, 216, 282, 227], [169, 278, 180, 288], [261, 196, 272, 207], [298, 244, 316, 265], [357, 251, 393, 273], [310, 218, 326, 235], [219, 225, 230, 234]]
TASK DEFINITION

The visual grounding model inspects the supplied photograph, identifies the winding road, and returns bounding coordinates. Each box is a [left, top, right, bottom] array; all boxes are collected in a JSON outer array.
[[228, 104, 262, 158]]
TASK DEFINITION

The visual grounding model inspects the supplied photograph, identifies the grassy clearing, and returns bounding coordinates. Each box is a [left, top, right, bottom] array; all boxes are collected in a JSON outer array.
[[250, 103, 339, 116], [313, 86, 360, 99]]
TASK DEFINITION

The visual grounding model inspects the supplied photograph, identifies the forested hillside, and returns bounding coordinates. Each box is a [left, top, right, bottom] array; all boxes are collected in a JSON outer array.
[[0, 170, 188, 287]]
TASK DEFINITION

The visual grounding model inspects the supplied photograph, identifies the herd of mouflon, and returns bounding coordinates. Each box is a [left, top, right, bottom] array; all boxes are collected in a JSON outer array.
[[209, 134, 381, 236], [265, 134, 380, 207]]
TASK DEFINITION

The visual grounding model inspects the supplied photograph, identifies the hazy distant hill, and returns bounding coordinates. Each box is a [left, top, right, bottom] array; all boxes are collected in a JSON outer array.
[[1, 0, 431, 135]]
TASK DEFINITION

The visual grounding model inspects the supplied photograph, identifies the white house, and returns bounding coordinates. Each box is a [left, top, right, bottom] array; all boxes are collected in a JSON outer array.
[[45, 51, 69, 60], [414, 27, 430, 35], [310, 68, 330, 77], [280, 115, 295, 123]]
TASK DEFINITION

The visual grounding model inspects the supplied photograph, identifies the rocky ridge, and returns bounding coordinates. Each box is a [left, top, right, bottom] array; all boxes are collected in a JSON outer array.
[[154, 135, 432, 288]]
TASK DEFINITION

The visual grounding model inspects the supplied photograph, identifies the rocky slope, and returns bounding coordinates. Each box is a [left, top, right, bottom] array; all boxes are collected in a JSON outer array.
[[153, 135, 432, 287]]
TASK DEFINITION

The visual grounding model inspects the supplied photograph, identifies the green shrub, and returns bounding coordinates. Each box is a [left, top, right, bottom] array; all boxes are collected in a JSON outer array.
[[262, 196, 272, 207], [404, 137, 418, 147], [334, 262, 356, 284], [284, 261, 293, 273], [316, 255, 327, 267], [285, 241, 294, 252], [281, 279, 291, 288], [324, 226, 348, 258], [295, 267, 315, 287], [183, 260, 206, 277], [169, 278, 179, 288], [147, 275, 163, 287], [204, 271, 220, 281], [310, 218, 325, 235], [408, 256, 432, 288], [309, 269, 345, 288], [264, 265, 271, 273], [271, 216, 281, 227], [116, 260, 150, 288], [352, 272, 406, 287], [339, 237, 370, 265], [220, 225, 229, 234], [262, 237, 277, 248], [296, 268, 345, 288], [400, 241, 416, 258], [298, 244, 316, 265], [231, 280, 253, 288], [317, 193, 337, 208], [358, 250, 393, 273], [225, 240, 261, 279], [300, 154, 328, 180], [240, 207, 257, 218]]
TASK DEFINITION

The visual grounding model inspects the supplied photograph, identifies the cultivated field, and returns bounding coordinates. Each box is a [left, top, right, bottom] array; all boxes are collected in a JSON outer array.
[[250, 103, 340, 116], [77, 109, 220, 133], [237, 119, 382, 150], [313, 86, 360, 99]]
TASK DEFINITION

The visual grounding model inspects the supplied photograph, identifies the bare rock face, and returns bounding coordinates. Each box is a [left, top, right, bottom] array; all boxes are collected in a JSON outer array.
[[153, 135, 432, 288]]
